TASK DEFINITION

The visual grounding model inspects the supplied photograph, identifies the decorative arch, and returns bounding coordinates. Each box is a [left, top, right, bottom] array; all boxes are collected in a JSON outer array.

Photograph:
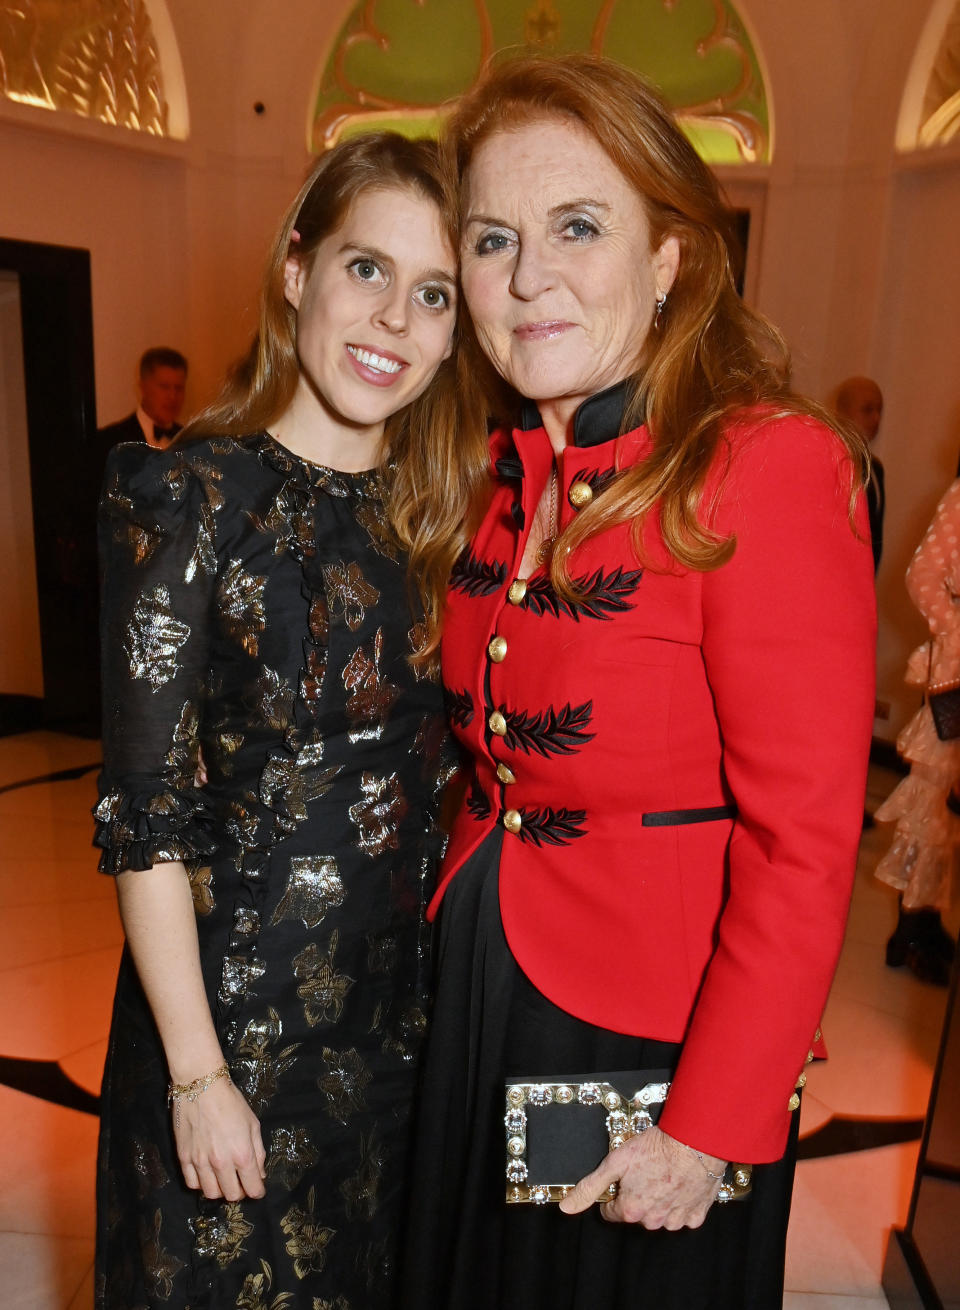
[[896, 0, 960, 150], [310, 0, 771, 164], [0, 0, 188, 140]]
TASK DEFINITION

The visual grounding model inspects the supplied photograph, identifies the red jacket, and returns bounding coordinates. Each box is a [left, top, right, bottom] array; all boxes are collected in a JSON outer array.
[[430, 390, 876, 1163]]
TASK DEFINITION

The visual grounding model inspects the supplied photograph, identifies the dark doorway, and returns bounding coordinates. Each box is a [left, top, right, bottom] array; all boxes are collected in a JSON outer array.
[[0, 238, 98, 735]]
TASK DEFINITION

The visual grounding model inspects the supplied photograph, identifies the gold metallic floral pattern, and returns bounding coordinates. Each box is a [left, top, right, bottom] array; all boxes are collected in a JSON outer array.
[[104, 483, 163, 565], [349, 772, 407, 857], [343, 628, 399, 743], [164, 698, 201, 791], [235, 1259, 295, 1309], [188, 863, 215, 916], [251, 481, 315, 558], [95, 437, 450, 1304], [266, 1125, 321, 1191], [281, 1185, 336, 1279], [140, 1208, 185, 1301], [124, 583, 190, 691], [293, 930, 355, 1026], [318, 1046, 372, 1124], [218, 559, 268, 657], [249, 666, 294, 731], [233, 1008, 302, 1115], [340, 1126, 386, 1220], [219, 953, 267, 1006], [322, 561, 379, 632], [129, 1137, 169, 1199], [270, 856, 345, 930], [191, 1202, 254, 1269]]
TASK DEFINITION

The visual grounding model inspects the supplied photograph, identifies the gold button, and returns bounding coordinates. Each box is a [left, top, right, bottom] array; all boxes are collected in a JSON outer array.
[[805, 1049, 814, 1064], [734, 1166, 752, 1189], [813, 1027, 822, 1043], [508, 578, 527, 605], [488, 636, 508, 663], [497, 763, 516, 785], [795, 1072, 807, 1090], [488, 710, 508, 736], [787, 1092, 800, 1112], [568, 480, 594, 508], [503, 808, 522, 834]]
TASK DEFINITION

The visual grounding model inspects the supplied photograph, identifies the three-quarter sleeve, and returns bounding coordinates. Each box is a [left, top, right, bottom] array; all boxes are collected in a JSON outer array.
[[657, 416, 877, 1162], [94, 444, 220, 874]]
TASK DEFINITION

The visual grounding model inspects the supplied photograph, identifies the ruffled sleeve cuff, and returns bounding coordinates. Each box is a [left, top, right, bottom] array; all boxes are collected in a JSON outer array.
[[93, 780, 218, 874]]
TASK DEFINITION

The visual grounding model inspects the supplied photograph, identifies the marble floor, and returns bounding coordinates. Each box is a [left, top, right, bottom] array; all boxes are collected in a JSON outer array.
[[0, 731, 955, 1309]]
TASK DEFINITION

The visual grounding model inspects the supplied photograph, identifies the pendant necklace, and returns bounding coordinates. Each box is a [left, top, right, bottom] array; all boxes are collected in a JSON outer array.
[[535, 466, 559, 566]]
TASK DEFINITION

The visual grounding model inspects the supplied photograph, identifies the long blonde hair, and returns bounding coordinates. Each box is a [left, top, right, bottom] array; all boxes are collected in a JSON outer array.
[[182, 131, 489, 662], [444, 55, 867, 592]]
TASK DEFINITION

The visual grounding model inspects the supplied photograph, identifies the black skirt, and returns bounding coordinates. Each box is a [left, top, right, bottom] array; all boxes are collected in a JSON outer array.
[[400, 831, 798, 1310]]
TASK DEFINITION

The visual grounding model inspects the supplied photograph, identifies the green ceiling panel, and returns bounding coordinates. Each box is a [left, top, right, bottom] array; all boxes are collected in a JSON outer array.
[[313, 0, 770, 163]]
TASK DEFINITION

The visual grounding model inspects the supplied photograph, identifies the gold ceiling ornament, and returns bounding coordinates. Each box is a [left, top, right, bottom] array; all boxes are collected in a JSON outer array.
[[919, 0, 960, 145], [524, 0, 562, 49], [313, 0, 768, 163], [315, 0, 494, 148], [0, 0, 168, 136], [592, 0, 762, 161]]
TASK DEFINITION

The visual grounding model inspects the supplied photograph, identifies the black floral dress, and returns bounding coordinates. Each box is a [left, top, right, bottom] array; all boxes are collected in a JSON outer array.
[[93, 434, 452, 1310]]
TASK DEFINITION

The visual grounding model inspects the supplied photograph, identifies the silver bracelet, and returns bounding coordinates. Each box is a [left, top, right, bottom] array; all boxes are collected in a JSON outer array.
[[682, 1142, 726, 1182]]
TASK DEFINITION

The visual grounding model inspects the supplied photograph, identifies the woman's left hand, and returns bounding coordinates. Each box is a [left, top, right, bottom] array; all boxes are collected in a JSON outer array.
[[558, 1126, 725, 1229]]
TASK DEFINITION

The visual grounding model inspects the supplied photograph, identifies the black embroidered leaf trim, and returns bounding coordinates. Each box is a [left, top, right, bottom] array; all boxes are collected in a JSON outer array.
[[570, 466, 618, 497], [450, 549, 507, 598], [503, 701, 595, 757], [466, 777, 492, 820], [520, 566, 643, 621], [444, 686, 475, 729], [514, 806, 588, 847]]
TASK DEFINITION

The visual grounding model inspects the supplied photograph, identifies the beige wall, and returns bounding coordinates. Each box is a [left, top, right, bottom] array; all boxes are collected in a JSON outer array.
[[0, 0, 956, 734]]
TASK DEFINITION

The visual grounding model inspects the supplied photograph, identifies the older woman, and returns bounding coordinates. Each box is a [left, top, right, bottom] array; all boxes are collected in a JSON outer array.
[[400, 56, 876, 1310]]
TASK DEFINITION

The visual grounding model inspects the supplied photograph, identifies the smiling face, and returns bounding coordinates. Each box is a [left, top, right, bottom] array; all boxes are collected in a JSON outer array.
[[461, 116, 679, 439], [281, 184, 456, 466]]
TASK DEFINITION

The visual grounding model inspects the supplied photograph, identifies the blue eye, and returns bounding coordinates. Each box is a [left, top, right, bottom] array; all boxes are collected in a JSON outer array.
[[565, 218, 599, 241], [476, 231, 512, 255]]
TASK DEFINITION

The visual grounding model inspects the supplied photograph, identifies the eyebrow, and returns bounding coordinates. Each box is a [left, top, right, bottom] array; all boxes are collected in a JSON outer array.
[[464, 198, 611, 227], [338, 241, 456, 285]]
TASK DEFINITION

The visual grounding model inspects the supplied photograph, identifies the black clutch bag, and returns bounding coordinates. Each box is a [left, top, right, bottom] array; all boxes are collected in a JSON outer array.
[[929, 683, 960, 741], [504, 1071, 752, 1206]]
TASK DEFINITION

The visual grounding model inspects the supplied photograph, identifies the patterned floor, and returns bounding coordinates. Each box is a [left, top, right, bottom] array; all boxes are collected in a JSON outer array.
[[0, 731, 954, 1309]]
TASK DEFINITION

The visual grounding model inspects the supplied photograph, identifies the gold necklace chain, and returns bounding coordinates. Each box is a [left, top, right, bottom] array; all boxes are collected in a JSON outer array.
[[535, 466, 558, 566]]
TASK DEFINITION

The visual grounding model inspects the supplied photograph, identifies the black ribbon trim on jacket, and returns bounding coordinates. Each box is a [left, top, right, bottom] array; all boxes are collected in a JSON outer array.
[[641, 804, 737, 827]]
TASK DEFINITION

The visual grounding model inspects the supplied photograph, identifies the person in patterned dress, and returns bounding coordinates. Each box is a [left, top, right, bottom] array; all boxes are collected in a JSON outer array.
[[92, 133, 486, 1310]]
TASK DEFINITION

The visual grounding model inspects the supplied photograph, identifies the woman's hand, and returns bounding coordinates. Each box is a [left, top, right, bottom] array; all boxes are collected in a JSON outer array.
[[172, 1077, 267, 1201], [558, 1126, 725, 1229]]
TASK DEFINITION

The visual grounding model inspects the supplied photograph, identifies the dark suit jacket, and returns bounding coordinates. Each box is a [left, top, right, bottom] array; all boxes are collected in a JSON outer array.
[[433, 402, 876, 1163], [867, 456, 885, 573]]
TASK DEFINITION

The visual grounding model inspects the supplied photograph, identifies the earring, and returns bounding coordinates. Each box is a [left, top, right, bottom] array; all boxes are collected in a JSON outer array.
[[654, 292, 667, 330]]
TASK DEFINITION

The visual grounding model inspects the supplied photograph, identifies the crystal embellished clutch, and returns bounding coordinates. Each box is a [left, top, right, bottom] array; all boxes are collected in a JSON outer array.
[[503, 1071, 753, 1206]]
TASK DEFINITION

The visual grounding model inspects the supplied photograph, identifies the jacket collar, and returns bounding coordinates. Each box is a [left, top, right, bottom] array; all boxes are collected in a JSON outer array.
[[518, 379, 636, 449]]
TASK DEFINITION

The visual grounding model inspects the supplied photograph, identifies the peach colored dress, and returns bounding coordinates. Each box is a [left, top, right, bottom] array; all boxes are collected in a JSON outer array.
[[876, 479, 960, 909]]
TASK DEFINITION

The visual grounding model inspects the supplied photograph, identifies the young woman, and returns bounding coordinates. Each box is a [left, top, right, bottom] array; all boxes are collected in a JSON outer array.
[[93, 132, 485, 1310]]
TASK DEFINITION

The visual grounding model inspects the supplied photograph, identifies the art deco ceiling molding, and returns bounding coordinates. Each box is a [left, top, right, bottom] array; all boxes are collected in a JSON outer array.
[[919, 0, 960, 145], [311, 0, 771, 164], [0, 0, 187, 139], [897, 0, 960, 152]]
